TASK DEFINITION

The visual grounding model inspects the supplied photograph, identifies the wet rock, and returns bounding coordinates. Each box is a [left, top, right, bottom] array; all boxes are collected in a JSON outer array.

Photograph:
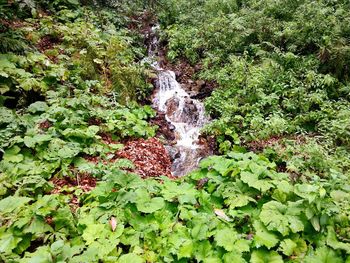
[[175, 70, 182, 78], [194, 63, 203, 72], [190, 81, 217, 100], [171, 147, 202, 176], [196, 80, 206, 90], [150, 111, 176, 141], [190, 83, 201, 94], [165, 97, 180, 117], [166, 146, 181, 161], [169, 140, 177, 146], [182, 98, 199, 123], [187, 80, 206, 97], [198, 134, 218, 154]]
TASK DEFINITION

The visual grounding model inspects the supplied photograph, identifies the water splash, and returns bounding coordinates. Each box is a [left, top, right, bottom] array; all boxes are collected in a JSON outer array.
[[148, 25, 210, 176]]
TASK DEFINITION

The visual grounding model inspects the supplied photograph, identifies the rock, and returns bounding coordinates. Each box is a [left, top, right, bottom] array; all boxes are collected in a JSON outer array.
[[175, 70, 182, 78], [166, 146, 181, 161], [149, 111, 176, 141], [190, 84, 201, 94], [169, 140, 177, 146], [181, 98, 199, 123], [165, 97, 179, 118], [196, 80, 205, 87], [194, 64, 202, 72]]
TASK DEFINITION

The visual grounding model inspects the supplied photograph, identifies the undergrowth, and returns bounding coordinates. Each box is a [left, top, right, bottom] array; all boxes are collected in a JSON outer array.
[[158, 0, 350, 178], [1, 0, 350, 262], [2, 152, 350, 262]]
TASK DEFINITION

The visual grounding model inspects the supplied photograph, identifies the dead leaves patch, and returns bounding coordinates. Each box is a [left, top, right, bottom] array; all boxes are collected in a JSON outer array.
[[115, 138, 173, 179]]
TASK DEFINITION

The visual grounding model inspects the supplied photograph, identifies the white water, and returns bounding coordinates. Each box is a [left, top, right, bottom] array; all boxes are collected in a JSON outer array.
[[148, 25, 210, 176]]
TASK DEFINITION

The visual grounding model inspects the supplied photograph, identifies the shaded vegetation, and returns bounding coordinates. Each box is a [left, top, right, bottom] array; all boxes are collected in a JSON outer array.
[[158, 0, 350, 179]]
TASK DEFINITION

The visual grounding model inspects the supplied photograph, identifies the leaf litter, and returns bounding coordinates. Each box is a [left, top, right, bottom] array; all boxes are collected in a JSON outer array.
[[115, 137, 173, 178]]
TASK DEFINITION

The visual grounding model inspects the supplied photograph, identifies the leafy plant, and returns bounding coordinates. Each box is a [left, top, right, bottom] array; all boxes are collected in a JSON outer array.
[[2, 0, 350, 262], [2, 151, 350, 261]]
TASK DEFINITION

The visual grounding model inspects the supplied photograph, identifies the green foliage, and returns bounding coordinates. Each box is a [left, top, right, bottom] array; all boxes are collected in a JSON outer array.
[[2, 0, 350, 261], [159, 0, 350, 180], [0, 7, 152, 106], [2, 151, 350, 261], [0, 89, 155, 194], [0, 5, 158, 260]]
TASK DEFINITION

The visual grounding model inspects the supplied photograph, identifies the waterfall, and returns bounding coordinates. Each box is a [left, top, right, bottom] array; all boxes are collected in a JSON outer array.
[[148, 25, 210, 176]]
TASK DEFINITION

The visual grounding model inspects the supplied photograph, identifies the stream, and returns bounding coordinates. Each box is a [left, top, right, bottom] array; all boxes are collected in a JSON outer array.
[[148, 25, 211, 176]]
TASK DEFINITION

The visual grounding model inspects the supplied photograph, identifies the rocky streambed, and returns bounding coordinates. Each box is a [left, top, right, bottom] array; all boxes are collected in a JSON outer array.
[[143, 21, 215, 176]]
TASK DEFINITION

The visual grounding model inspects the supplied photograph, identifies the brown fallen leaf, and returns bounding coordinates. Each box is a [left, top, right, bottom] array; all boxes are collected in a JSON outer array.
[[114, 138, 173, 178], [214, 209, 232, 222], [109, 216, 117, 232]]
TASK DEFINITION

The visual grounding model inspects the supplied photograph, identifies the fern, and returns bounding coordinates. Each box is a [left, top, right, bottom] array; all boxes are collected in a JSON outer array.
[[0, 33, 28, 54]]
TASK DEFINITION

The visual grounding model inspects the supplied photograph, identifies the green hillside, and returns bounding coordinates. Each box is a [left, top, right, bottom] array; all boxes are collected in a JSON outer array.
[[1, 0, 350, 262]]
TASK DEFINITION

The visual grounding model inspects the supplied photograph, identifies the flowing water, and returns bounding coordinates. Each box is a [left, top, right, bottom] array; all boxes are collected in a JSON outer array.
[[148, 25, 210, 176]]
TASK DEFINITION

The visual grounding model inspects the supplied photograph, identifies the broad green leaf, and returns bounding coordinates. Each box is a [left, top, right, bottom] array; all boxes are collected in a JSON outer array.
[[0, 55, 16, 69], [214, 228, 238, 252], [199, 156, 234, 176], [50, 240, 65, 255], [253, 221, 279, 249], [0, 107, 16, 124], [3, 145, 23, 163], [82, 224, 108, 245], [310, 216, 320, 232], [161, 181, 197, 204], [0, 196, 31, 214], [235, 239, 250, 253], [223, 252, 246, 263], [260, 202, 286, 233], [119, 228, 140, 247], [23, 216, 53, 234], [212, 158, 235, 176], [136, 197, 165, 213], [191, 223, 209, 240], [178, 240, 193, 259], [250, 249, 283, 263], [293, 237, 308, 256], [249, 162, 266, 176], [279, 239, 297, 256], [46, 139, 80, 159], [259, 201, 304, 236], [24, 134, 52, 148], [194, 240, 212, 262], [203, 258, 222, 263], [0, 84, 10, 94], [294, 184, 319, 203], [272, 180, 294, 203], [61, 126, 99, 139], [21, 246, 52, 263], [0, 232, 22, 253], [20, 78, 42, 91], [326, 226, 350, 253], [222, 187, 256, 208], [304, 246, 343, 263], [118, 253, 144, 263], [240, 171, 273, 192], [330, 190, 349, 201], [28, 101, 48, 113]]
